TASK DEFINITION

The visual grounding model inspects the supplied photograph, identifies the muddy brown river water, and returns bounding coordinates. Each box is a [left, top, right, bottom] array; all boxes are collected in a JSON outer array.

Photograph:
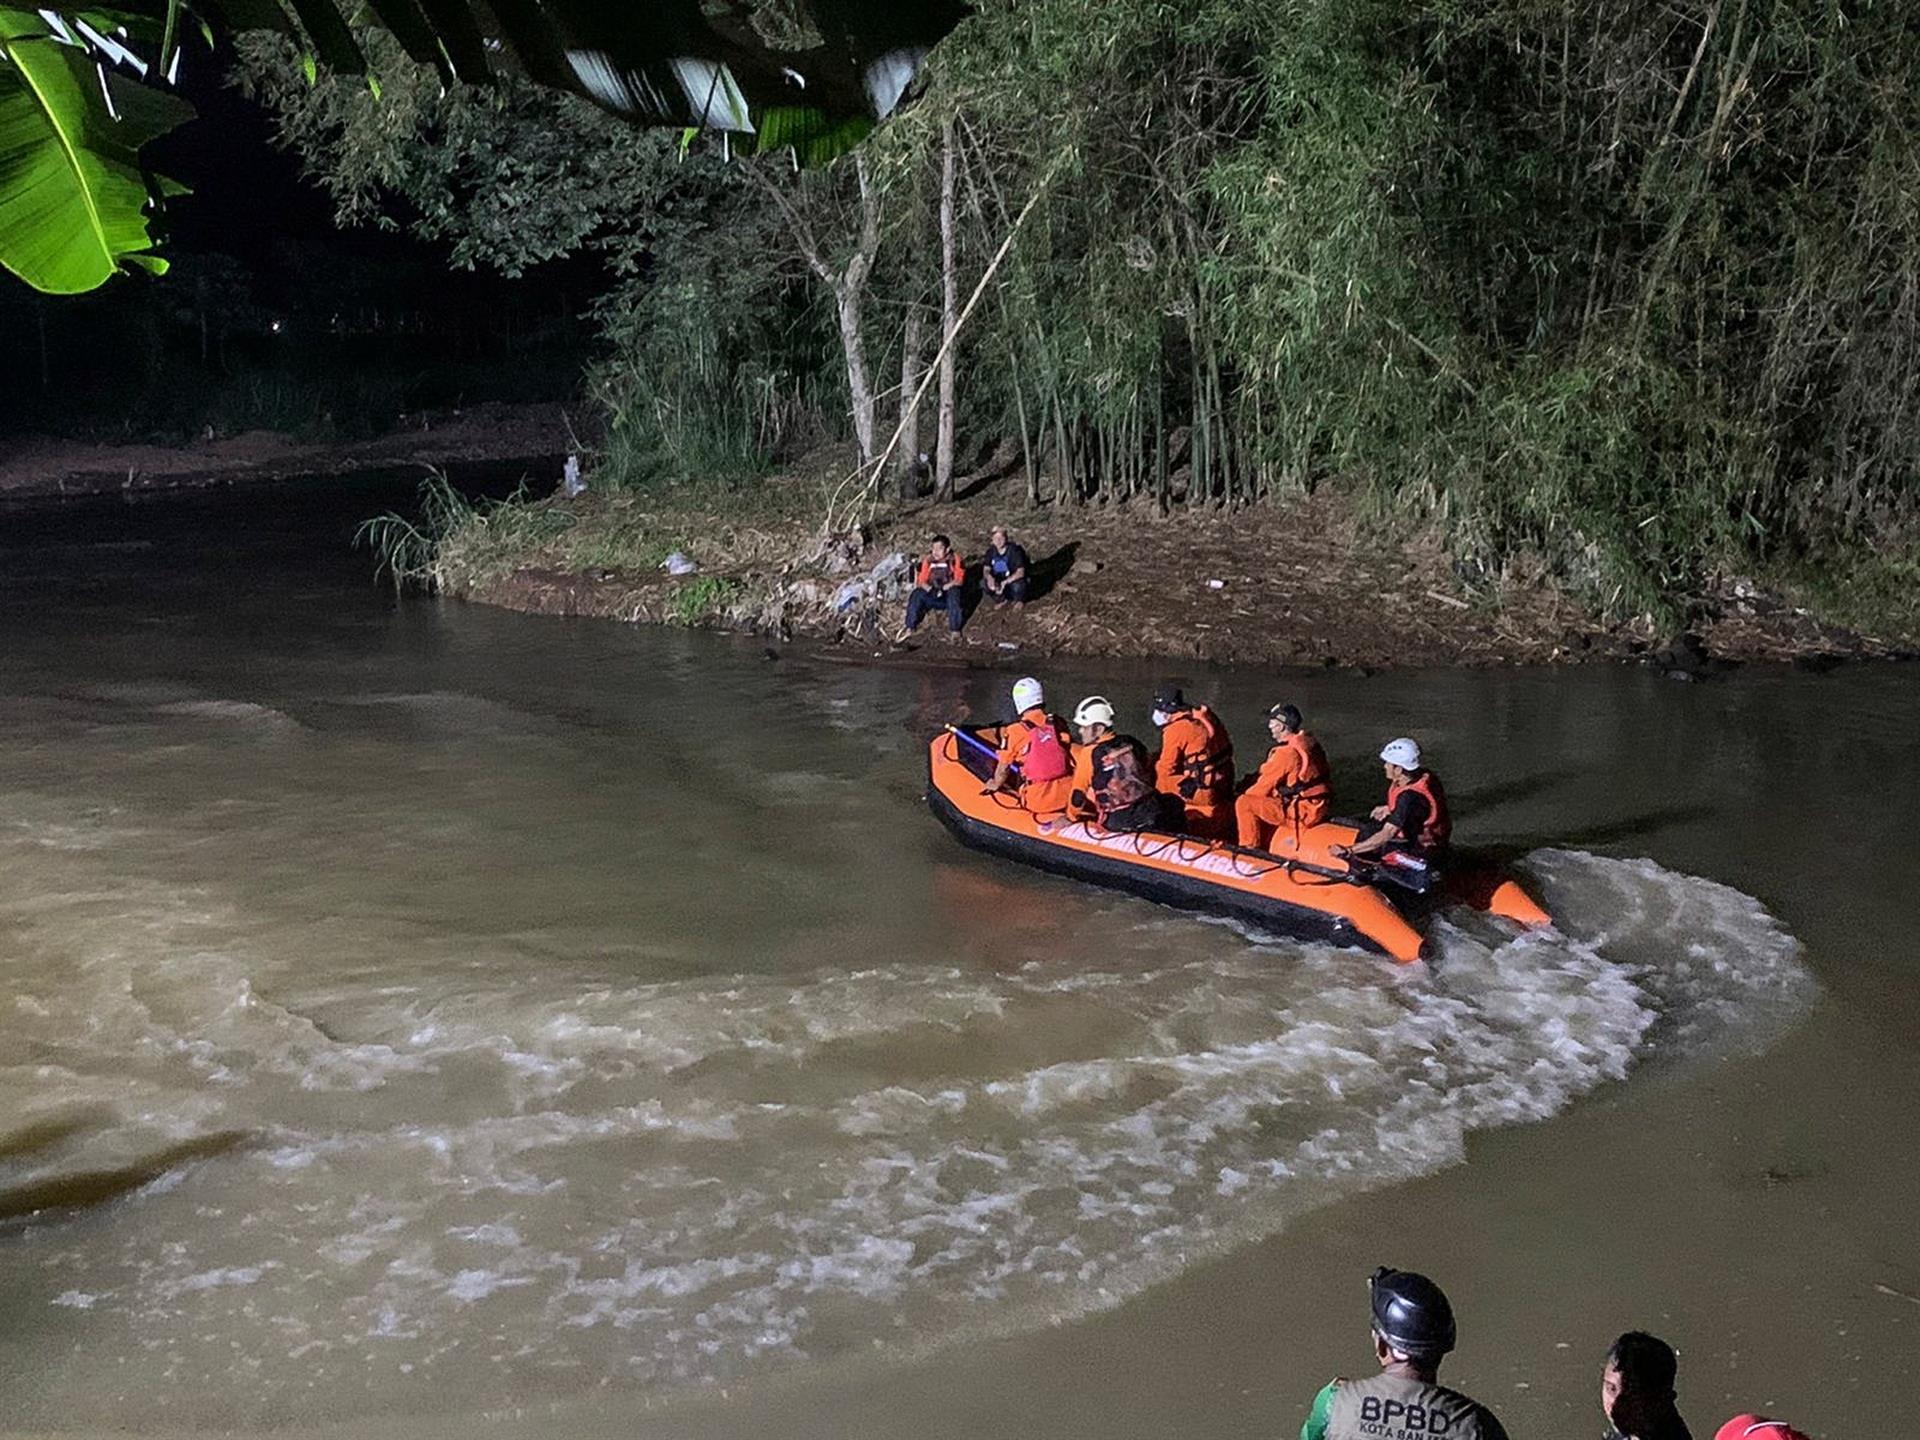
[[0, 479, 1911, 1437]]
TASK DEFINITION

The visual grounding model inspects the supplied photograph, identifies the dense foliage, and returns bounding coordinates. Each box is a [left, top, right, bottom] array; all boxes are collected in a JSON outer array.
[[245, 0, 1920, 615], [0, 1, 966, 293]]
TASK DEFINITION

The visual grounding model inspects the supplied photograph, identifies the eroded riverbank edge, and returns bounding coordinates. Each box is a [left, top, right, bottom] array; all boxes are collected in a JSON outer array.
[[454, 480, 1915, 674]]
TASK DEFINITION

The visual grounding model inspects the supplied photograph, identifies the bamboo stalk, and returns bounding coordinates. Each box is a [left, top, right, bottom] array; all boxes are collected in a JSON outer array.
[[1155, 378, 1168, 516]]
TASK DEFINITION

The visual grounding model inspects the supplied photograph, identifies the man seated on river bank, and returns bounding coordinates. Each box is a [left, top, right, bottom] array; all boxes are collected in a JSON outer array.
[[899, 535, 966, 639], [981, 524, 1030, 608]]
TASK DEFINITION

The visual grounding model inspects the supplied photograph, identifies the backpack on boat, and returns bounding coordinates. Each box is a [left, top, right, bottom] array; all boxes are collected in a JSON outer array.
[[1092, 737, 1154, 821]]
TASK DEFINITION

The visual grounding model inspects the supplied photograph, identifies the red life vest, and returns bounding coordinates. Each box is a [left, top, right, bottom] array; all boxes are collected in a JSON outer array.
[[1013, 708, 1070, 783], [1386, 769, 1451, 850], [1279, 731, 1331, 802]]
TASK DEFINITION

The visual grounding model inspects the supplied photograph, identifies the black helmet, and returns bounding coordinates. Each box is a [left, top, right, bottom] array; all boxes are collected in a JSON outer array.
[[1267, 703, 1302, 731], [1152, 685, 1187, 713], [1369, 1267, 1456, 1360]]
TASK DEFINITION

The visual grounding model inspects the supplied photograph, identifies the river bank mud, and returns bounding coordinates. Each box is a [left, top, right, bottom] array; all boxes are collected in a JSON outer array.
[[0, 401, 573, 499], [457, 474, 1913, 673]]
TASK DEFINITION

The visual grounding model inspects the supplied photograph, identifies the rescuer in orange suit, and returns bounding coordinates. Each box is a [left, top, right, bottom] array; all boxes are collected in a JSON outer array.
[[1066, 696, 1162, 832], [986, 676, 1075, 823], [1331, 737, 1452, 864], [1235, 703, 1333, 849], [1150, 686, 1234, 838]]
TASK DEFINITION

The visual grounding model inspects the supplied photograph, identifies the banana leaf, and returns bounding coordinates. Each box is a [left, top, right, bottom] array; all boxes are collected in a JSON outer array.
[[0, 8, 189, 293], [755, 105, 873, 169]]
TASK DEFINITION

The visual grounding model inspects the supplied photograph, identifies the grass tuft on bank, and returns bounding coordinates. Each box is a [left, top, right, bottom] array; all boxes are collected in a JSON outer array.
[[361, 461, 843, 629]]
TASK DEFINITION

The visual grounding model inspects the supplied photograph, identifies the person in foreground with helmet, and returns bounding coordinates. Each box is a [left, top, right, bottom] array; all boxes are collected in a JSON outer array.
[[1065, 696, 1162, 833], [986, 677, 1075, 823], [1235, 703, 1332, 850], [1330, 738, 1451, 866], [1150, 685, 1235, 839], [1601, 1331, 1692, 1440], [1299, 1267, 1509, 1440]]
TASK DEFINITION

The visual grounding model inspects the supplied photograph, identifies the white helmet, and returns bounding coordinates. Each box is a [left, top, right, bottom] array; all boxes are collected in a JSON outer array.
[[1012, 676, 1045, 712], [1380, 737, 1422, 770], [1072, 695, 1116, 729]]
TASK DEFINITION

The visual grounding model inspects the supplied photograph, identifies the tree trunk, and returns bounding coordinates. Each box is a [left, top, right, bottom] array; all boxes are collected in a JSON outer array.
[[935, 117, 959, 500], [835, 156, 885, 465], [894, 303, 926, 494], [749, 156, 884, 466], [839, 287, 877, 465]]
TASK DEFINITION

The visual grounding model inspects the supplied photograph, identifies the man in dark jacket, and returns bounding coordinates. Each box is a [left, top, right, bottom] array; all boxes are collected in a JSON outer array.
[[981, 524, 1031, 607]]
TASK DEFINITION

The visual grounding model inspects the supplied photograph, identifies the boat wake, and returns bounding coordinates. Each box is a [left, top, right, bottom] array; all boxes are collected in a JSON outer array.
[[0, 849, 1813, 1428]]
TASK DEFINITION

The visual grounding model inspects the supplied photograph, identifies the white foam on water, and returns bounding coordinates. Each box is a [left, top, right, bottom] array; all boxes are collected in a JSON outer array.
[[0, 850, 1813, 1427], [154, 700, 303, 730]]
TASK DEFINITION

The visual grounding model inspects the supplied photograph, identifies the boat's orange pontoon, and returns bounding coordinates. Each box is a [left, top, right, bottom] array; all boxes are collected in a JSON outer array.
[[927, 725, 1549, 962]]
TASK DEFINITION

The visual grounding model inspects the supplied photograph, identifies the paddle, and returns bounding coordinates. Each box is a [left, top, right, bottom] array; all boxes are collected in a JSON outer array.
[[946, 723, 1005, 765], [947, 723, 1021, 793]]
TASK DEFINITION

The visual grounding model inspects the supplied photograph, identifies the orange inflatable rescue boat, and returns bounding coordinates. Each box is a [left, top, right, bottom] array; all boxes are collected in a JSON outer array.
[[927, 725, 1550, 962]]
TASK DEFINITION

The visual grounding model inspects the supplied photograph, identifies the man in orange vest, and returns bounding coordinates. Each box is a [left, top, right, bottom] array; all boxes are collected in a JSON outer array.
[[986, 676, 1074, 823], [1234, 703, 1332, 850], [899, 535, 966, 638], [1331, 737, 1451, 864], [1150, 686, 1235, 839]]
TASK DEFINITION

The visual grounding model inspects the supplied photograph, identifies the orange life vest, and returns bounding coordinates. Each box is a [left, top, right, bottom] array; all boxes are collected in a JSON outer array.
[[1010, 707, 1070, 783], [1162, 706, 1233, 798], [1278, 731, 1331, 803], [1386, 769, 1451, 850], [916, 552, 964, 590]]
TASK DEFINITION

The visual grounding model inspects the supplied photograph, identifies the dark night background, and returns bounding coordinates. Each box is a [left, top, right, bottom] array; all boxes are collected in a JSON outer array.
[[0, 49, 598, 443]]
